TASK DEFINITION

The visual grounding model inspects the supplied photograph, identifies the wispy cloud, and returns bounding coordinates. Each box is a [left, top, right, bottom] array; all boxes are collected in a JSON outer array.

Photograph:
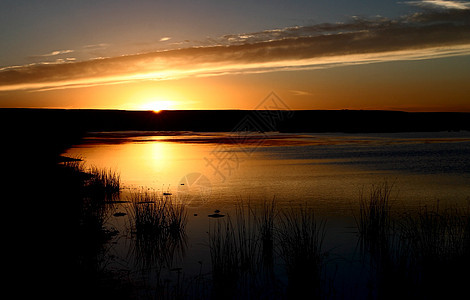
[[405, 0, 470, 10], [29, 49, 75, 59], [159, 37, 172, 42], [43, 49, 74, 57], [290, 90, 313, 96], [1, 7, 470, 92], [83, 43, 110, 50]]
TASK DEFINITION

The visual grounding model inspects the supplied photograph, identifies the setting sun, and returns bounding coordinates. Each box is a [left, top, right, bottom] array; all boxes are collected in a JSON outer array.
[[126, 88, 193, 112], [138, 99, 177, 112]]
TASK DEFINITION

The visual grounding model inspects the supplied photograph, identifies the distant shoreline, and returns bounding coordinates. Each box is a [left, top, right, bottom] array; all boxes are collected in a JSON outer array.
[[2, 108, 469, 134], [3, 108, 469, 163]]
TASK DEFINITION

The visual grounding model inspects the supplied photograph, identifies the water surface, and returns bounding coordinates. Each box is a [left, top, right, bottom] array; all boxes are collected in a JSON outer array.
[[66, 131, 470, 297], [66, 131, 470, 212]]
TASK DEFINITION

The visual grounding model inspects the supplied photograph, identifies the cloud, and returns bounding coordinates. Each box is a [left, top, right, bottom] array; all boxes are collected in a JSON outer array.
[[1, 9, 470, 92], [405, 1, 470, 10], [29, 49, 75, 59], [83, 43, 110, 50], [290, 90, 313, 96], [47, 49, 74, 56], [48, 50, 75, 56], [159, 37, 172, 42]]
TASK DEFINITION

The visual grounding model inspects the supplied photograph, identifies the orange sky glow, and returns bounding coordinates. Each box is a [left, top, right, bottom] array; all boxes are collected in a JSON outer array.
[[1, 1, 470, 111]]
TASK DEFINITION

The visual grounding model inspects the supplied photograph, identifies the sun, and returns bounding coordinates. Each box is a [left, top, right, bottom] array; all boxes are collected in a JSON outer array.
[[129, 89, 187, 112], [139, 99, 176, 113]]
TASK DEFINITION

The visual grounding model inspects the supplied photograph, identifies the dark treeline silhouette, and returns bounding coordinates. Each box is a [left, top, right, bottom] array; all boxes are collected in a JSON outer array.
[[2, 108, 469, 136]]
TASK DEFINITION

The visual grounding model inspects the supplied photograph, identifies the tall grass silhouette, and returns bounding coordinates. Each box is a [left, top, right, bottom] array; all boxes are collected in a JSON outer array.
[[209, 202, 266, 299], [355, 181, 394, 254], [355, 182, 470, 299], [86, 166, 121, 200], [399, 202, 470, 298], [278, 206, 326, 299], [61, 158, 121, 200], [127, 191, 187, 271], [209, 201, 327, 299]]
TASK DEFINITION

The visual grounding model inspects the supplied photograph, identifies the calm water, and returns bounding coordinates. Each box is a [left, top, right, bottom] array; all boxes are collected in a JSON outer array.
[[66, 131, 470, 297], [66, 131, 470, 212]]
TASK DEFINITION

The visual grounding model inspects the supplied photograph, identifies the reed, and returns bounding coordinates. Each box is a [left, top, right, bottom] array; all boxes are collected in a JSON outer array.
[[277, 206, 326, 299], [403, 204, 467, 261], [356, 195, 470, 299], [355, 181, 394, 254], [86, 166, 121, 200], [209, 215, 241, 299], [127, 191, 187, 270], [208, 201, 331, 298], [257, 199, 277, 272], [208, 200, 281, 299], [59, 158, 121, 201], [235, 202, 260, 276], [128, 192, 187, 236], [399, 202, 470, 298]]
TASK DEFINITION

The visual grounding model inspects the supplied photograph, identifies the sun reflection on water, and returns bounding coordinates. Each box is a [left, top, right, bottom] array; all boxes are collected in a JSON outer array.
[[65, 131, 470, 212]]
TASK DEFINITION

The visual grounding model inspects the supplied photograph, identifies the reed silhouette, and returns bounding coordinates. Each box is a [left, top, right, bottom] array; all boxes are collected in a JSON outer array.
[[127, 191, 187, 271], [208, 201, 328, 299], [355, 183, 470, 299], [278, 206, 327, 299]]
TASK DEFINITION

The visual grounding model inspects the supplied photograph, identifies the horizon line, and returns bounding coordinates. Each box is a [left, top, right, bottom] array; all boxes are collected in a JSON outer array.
[[2, 107, 470, 113]]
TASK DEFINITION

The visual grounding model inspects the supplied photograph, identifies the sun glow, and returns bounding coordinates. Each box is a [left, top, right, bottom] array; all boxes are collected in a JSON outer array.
[[138, 99, 177, 112]]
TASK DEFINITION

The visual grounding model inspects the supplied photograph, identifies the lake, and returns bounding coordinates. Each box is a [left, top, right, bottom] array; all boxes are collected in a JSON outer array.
[[66, 131, 470, 209], [65, 131, 470, 298]]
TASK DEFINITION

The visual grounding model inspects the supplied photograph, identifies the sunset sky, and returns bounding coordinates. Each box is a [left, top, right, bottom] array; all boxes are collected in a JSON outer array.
[[1, 0, 469, 111]]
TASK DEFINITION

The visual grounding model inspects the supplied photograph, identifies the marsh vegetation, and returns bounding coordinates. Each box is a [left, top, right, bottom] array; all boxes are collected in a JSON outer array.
[[59, 158, 469, 299], [355, 183, 470, 299]]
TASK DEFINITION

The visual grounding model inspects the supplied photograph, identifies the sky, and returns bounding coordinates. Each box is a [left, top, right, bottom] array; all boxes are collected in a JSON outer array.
[[1, 0, 469, 111]]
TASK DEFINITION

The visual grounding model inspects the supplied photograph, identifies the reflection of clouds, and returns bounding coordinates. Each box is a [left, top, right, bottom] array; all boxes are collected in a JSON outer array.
[[1, 8, 470, 92]]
